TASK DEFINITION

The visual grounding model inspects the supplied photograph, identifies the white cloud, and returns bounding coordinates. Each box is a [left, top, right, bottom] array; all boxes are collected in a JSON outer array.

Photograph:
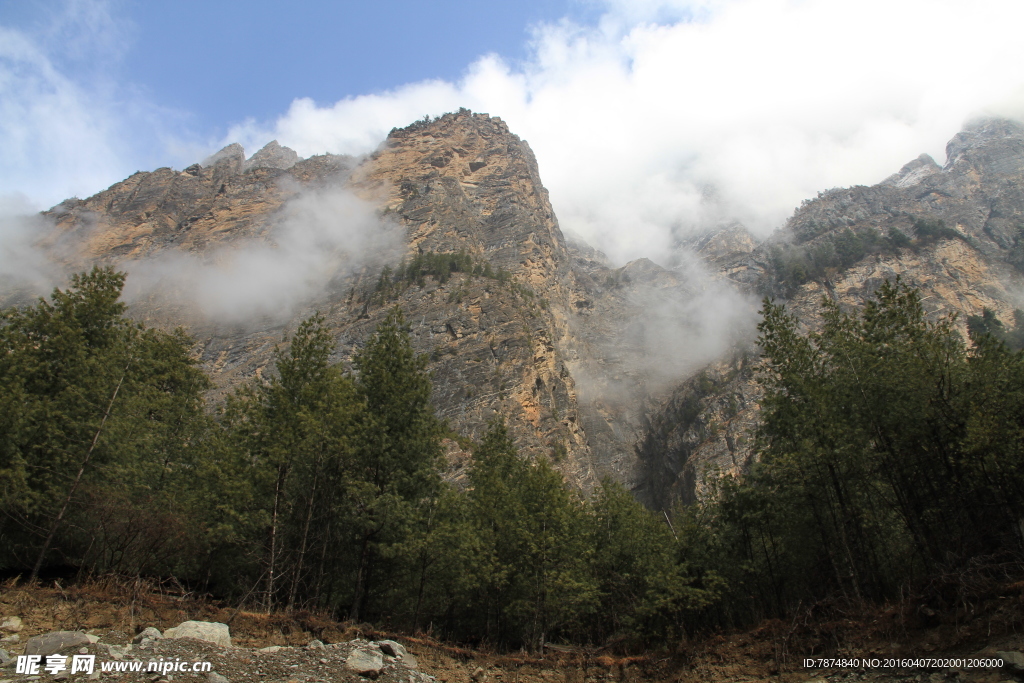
[[5, 0, 1024, 271], [234, 0, 1024, 265], [120, 184, 401, 323], [0, 193, 61, 295], [0, 20, 126, 209], [0, 0, 203, 213]]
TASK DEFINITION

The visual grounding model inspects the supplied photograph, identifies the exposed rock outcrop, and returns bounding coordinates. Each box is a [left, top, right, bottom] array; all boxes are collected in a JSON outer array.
[[244, 140, 301, 171], [13, 112, 1024, 505]]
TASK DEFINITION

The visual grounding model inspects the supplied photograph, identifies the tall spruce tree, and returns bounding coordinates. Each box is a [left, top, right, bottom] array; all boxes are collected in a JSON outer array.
[[466, 419, 594, 650], [696, 278, 1024, 620], [347, 307, 443, 620]]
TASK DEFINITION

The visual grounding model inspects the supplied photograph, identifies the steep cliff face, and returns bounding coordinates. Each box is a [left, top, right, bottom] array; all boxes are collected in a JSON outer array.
[[30, 110, 614, 489], [635, 118, 1024, 509], [343, 111, 597, 486]]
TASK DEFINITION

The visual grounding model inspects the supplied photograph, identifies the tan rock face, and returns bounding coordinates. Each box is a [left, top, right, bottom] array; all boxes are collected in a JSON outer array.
[[27, 111, 614, 489]]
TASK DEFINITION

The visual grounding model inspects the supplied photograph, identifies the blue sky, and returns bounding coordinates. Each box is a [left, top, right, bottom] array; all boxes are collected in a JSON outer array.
[[1, 1, 592, 136], [2, 0, 1024, 264]]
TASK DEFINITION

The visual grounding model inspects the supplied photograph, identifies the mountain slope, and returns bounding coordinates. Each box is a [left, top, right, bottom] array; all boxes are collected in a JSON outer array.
[[636, 118, 1024, 508], [12, 113, 1024, 504]]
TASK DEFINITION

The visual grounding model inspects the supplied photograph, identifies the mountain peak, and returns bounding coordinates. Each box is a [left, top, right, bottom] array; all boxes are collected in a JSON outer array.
[[944, 117, 1024, 169], [202, 142, 246, 170], [882, 152, 941, 188], [244, 140, 301, 171]]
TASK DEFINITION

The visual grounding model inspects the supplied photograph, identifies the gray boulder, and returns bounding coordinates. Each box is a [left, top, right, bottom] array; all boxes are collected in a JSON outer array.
[[24, 631, 91, 656], [345, 648, 384, 676], [104, 644, 129, 660], [164, 621, 231, 647], [376, 639, 417, 668], [133, 627, 163, 644], [1, 616, 22, 632]]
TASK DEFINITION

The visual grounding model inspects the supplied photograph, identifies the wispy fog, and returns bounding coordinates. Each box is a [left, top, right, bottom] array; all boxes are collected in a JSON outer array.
[[0, 193, 61, 297], [571, 252, 758, 408], [120, 186, 401, 323], [629, 256, 758, 386]]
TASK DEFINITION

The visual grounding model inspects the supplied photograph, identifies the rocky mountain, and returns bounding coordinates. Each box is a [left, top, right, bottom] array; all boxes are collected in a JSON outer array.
[[635, 118, 1024, 508], [12, 112, 1024, 505]]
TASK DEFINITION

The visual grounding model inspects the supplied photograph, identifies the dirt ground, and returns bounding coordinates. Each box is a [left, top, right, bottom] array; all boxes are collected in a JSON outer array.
[[1, 575, 1023, 683]]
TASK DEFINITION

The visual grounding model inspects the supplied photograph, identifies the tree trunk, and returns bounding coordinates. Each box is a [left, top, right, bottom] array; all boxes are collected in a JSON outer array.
[[288, 455, 321, 611], [265, 464, 288, 613], [349, 534, 371, 622]]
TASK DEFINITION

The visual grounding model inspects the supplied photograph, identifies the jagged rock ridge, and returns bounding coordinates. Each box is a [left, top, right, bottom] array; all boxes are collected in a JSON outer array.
[[15, 113, 1024, 504]]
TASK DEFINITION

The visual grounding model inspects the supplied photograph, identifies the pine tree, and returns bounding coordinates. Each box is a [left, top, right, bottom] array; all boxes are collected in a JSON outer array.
[[466, 419, 594, 650], [346, 307, 443, 620], [0, 267, 210, 577], [706, 278, 1024, 617], [223, 313, 361, 611]]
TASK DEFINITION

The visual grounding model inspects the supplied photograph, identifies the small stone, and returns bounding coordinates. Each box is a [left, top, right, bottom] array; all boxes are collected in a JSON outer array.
[[377, 641, 406, 658], [998, 651, 1024, 671], [0, 617, 22, 633], [377, 640, 416, 668], [78, 647, 88, 654], [207, 672, 229, 683], [105, 644, 125, 660], [24, 631, 91, 657], [307, 639, 325, 650], [258, 646, 284, 654], [164, 621, 231, 648], [0, 635, 18, 643], [88, 672, 100, 680], [472, 667, 486, 682], [319, 658, 328, 665], [85, 634, 100, 644], [133, 627, 163, 644]]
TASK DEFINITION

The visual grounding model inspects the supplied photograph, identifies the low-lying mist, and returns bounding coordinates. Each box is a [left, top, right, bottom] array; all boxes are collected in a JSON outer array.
[[570, 251, 759, 412], [121, 185, 401, 323], [0, 194, 68, 301]]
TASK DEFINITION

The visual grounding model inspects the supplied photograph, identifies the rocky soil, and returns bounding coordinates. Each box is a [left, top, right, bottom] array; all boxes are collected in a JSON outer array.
[[1, 578, 1023, 683]]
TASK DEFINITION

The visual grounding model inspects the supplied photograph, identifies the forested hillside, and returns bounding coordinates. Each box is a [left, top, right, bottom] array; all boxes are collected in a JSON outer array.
[[4, 268, 1022, 652]]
